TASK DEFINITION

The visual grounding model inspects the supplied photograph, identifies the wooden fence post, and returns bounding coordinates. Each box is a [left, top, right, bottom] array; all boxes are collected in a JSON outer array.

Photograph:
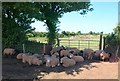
[[88, 40, 90, 48], [43, 44, 45, 54], [43, 44, 52, 55], [99, 32, 103, 50], [103, 37, 106, 50], [57, 37, 60, 47], [22, 44, 25, 53], [68, 40, 70, 47], [78, 40, 80, 50]]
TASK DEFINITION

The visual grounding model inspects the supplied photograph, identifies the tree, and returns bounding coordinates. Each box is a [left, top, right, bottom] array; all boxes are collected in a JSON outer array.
[[105, 25, 120, 46], [33, 2, 93, 45], [2, 2, 93, 47], [114, 25, 120, 44], [2, 2, 38, 48], [77, 31, 82, 35]]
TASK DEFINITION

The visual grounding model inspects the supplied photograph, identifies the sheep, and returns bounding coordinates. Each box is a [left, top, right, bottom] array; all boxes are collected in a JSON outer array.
[[32, 53, 45, 61], [94, 50, 104, 57], [52, 52, 59, 57], [16, 53, 24, 60], [3, 48, 16, 55], [60, 50, 70, 57], [50, 54, 60, 67], [60, 56, 76, 67], [69, 54, 84, 63], [44, 55, 51, 67], [31, 57, 43, 65], [44, 54, 60, 67], [32, 54, 41, 58], [22, 53, 43, 65], [92, 50, 104, 60], [83, 48, 94, 60], [22, 54, 36, 65], [50, 46, 65, 55], [68, 48, 80, 56], [100, 51, 111, 61]]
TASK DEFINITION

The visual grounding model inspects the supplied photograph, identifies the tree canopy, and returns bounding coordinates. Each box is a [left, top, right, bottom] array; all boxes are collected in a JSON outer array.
[[105, 24, 120, 46], [2, 2, 93, 47], [34, 2, 93, 45]]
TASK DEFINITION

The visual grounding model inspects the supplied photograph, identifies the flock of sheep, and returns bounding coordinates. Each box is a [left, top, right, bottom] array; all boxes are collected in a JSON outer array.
[[2, 46, 112, 68]]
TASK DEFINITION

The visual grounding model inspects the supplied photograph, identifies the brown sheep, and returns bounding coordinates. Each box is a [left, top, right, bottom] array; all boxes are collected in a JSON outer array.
[[61, 56, 76, 67], [44, 54, 60, 67], [50, 46, 65, 55], [68, 48, 80, 56], [94, 50, 104, 57], [60, 50, 70, 57], [3, 48, 16, 55], [32, 58, 43, 65], [69, 54, 84, 63], [22, 54, 36, 65], [83, 48, 94, 60], [16, 53, 24, 60], [100, 51, 111, 61]]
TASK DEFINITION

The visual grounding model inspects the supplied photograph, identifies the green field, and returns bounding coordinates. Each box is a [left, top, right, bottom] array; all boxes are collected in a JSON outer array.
[[28, 35, 101, 50], [28, 37, 48, 43]]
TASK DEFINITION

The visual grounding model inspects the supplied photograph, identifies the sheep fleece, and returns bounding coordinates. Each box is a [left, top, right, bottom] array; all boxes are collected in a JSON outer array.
[[3, 48, 16, 55]]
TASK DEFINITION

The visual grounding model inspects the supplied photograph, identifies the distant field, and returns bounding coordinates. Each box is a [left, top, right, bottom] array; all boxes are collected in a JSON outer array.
[[28, 35, 101, 50], [28, 37, 47, 43]]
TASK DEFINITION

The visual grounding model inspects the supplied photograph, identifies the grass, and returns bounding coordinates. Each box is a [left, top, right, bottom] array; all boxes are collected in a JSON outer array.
[[60, 40, 99, 50], [28, 37, 47, 43], [28, 35, 101, 50]]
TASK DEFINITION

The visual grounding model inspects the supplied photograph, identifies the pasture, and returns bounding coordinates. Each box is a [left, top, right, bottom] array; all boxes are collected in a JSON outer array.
[[28, 35, 101, 50]]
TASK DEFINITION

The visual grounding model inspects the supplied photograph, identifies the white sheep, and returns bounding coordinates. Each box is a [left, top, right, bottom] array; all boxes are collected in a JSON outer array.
[[60, 50, 70, 57], [3, 48, 16, 55], [69, 54, 84, 63], [61, 56, 76, 67], [44, 55, 51, 67], [16, 53, 24, 60], [50, 55, 60, 67], [44, 54, 60, 67], [83, 48, 94, 60]]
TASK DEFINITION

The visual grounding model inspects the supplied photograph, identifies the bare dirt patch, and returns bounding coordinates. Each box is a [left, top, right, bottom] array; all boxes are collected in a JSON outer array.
[[2, 58, 118, 80]]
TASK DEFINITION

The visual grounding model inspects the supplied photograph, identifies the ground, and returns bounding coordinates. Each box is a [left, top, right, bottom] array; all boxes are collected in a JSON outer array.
[[2, 58, 119, 80]]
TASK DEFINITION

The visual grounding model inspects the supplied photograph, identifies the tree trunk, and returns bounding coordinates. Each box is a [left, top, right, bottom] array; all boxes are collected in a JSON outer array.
[[46, 20, 56, 45]]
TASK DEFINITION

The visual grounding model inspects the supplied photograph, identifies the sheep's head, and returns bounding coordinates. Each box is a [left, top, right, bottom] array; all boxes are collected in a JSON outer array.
[[68, 53, 74, 58], [100, 52, 109, 61], [53, 52, 59, 58], [37, 60, 42, 65], [60, 57, 68, 63]]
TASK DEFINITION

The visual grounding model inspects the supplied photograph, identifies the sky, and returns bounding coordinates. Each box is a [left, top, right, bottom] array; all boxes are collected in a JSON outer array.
[[30, 2, 118, 34]]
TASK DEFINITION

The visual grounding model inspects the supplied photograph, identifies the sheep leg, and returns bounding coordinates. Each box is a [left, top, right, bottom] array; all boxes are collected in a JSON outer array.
[[28, 61, 32, 65], [22, 59, 26, 63], [52, 65, 55, 67], [57, 63, 60, 66]]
